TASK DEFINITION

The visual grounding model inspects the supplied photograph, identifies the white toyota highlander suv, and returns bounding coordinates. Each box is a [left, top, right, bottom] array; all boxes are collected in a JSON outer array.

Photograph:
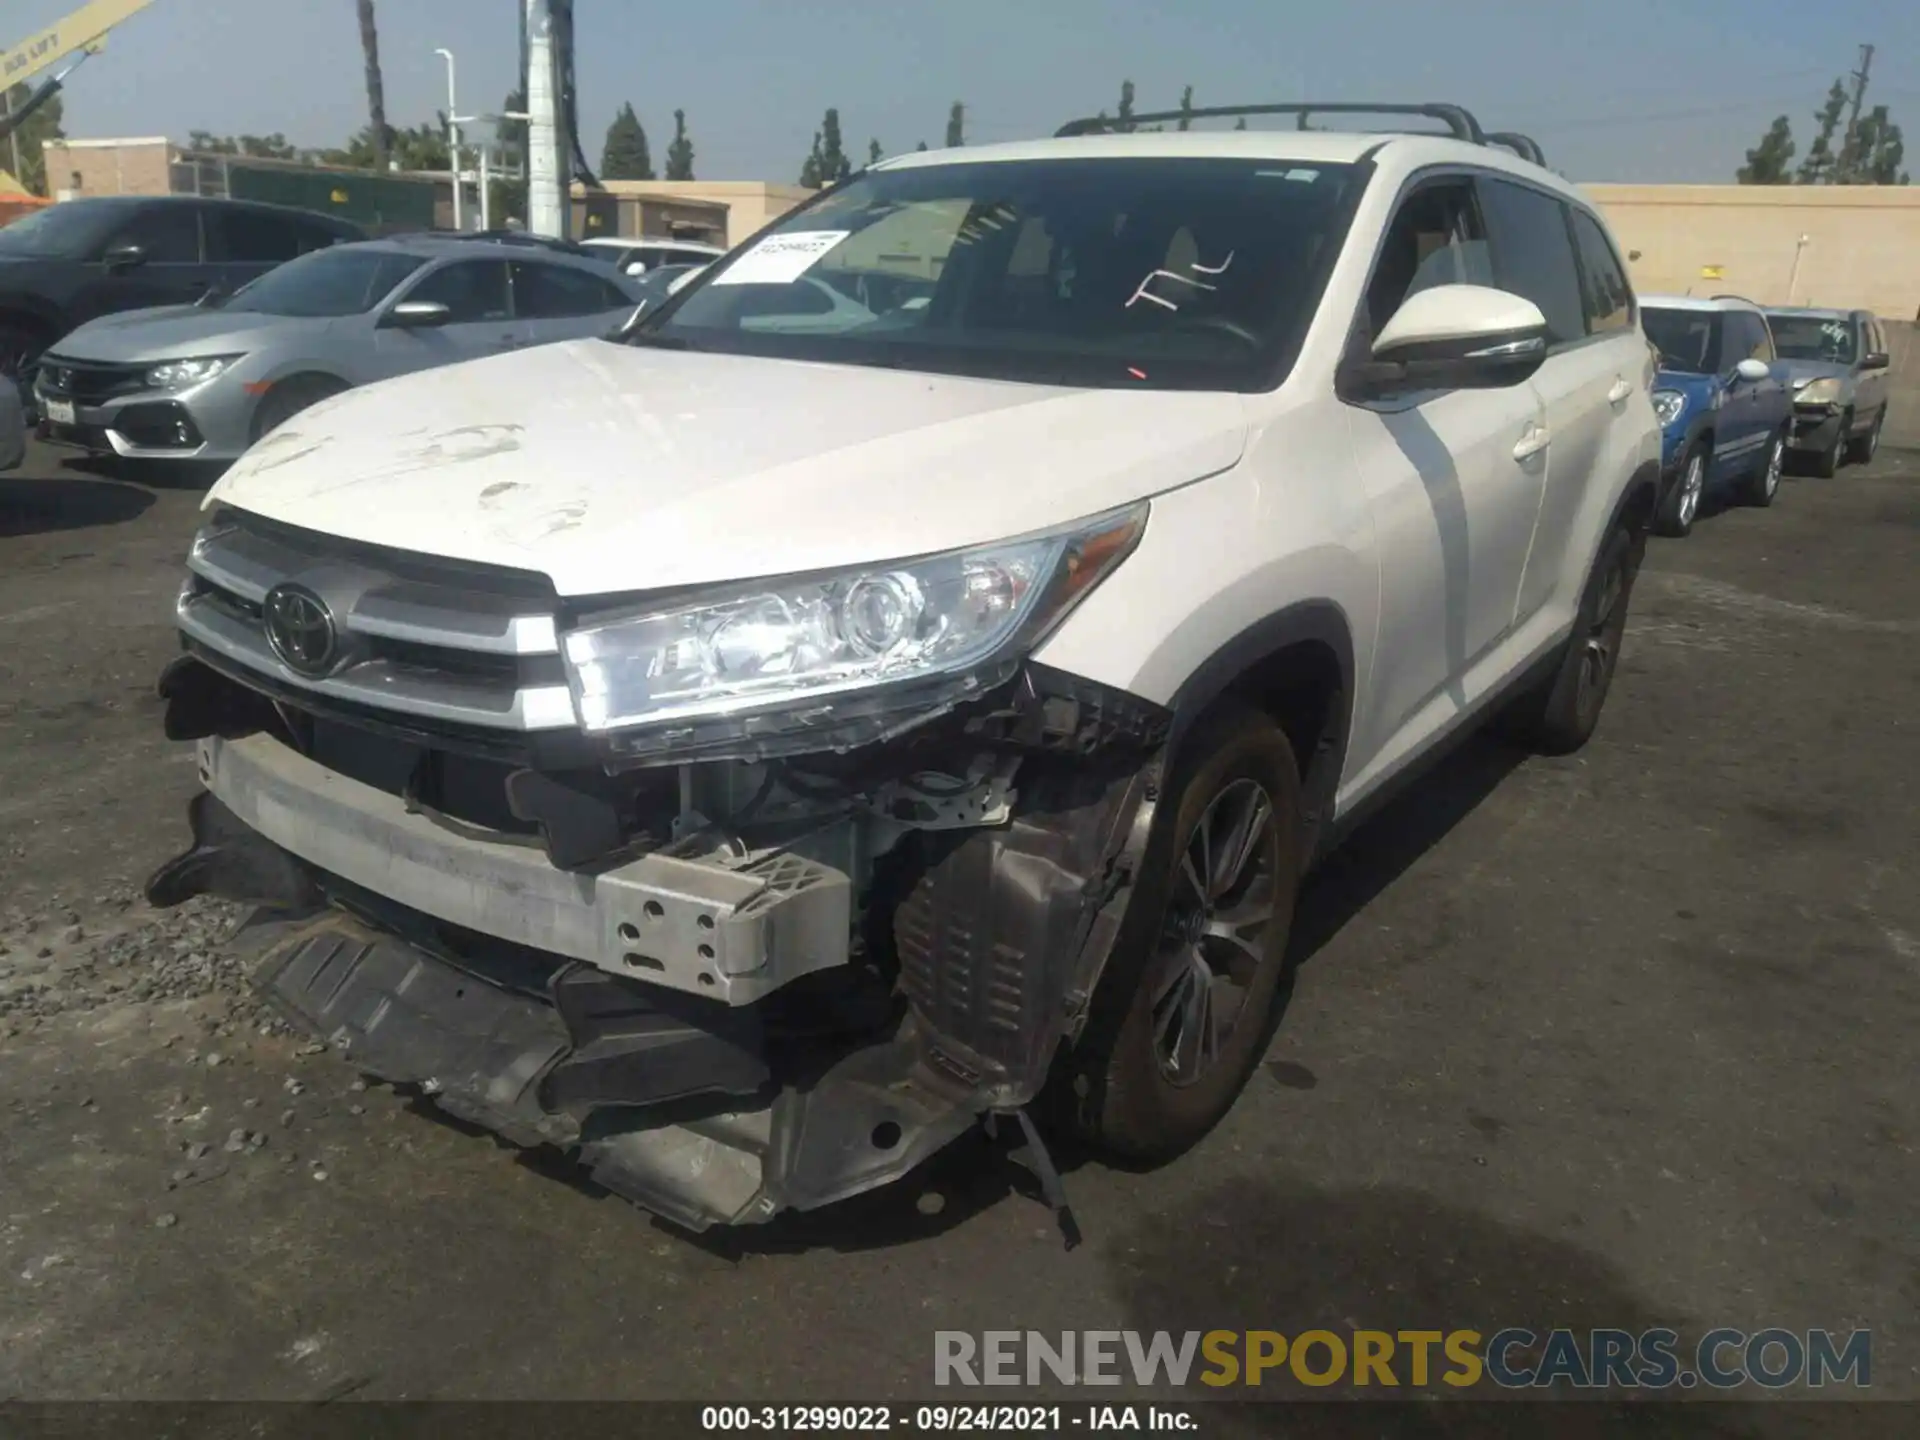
[[146, 103, 1660, 1234]]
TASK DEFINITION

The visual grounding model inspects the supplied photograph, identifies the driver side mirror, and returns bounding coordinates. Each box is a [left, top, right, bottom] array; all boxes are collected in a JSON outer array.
[[1862, 351, 1890, 370], [101, 241, 147, 272], [1734, 357, 1771, 382], [1341, 284, 1549, 398], [382, 299, 453, 329]]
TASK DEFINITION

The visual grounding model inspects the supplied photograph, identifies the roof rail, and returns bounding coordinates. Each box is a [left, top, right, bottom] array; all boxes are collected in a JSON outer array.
[[1055, 102, 1488, 144], [1486, 131, 1546, 165], [1709, 293, 1762, 307]]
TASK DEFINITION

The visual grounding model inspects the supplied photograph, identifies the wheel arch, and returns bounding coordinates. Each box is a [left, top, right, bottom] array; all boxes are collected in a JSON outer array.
[[249, 371, 351, 441], [1165, 598, 1355, 868]]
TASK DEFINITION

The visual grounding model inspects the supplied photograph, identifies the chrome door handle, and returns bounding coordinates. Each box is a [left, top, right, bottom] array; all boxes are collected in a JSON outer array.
[[1513, 427, 1552, 462], [1607, 378, 1633, 405]]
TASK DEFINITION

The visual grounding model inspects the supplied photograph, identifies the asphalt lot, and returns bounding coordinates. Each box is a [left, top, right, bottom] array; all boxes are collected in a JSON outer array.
[[1, 438, 1917, 1426]]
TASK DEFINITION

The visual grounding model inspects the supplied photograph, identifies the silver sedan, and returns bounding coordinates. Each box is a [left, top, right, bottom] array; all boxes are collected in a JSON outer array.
[[33, 236, 645, 465]]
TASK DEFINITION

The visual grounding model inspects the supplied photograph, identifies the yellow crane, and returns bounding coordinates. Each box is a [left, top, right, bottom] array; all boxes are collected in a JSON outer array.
[[2, 0, 157, 189]]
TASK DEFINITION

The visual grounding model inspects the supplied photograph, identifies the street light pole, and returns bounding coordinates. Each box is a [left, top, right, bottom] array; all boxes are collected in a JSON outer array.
[[434, 47, 463, 231]]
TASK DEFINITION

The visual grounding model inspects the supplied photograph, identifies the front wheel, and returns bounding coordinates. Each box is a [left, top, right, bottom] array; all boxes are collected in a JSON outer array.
[[1654, 446, 1706, 538], [1811, 412, 1848, 479], [1744, 430, 1785, 507], [1061, 703, 1303, 1163]]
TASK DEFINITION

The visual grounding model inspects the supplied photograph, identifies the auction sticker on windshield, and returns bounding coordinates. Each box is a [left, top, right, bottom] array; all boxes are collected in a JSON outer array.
[[710, 230, 850, 286]]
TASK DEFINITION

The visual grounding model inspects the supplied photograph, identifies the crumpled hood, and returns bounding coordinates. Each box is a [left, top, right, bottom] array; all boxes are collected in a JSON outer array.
[[54, 307, 321, 362], [1780, 359, 1852, 387], [206, 339, 1249, 597]]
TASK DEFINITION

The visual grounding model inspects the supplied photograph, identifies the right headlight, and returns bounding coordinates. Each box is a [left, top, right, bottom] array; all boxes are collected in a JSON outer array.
[[1652, 389, 1687, 429], [561, 504, 1147, 735], [1794, 377, 1843, 405]]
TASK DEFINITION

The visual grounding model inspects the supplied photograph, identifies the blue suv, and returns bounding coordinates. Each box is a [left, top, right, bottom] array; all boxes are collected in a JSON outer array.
[[1640, 296, 1793, 537]]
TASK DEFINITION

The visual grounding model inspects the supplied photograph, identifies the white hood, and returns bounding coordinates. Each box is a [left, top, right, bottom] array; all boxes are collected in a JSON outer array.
[[206, 340, 1247, 597]]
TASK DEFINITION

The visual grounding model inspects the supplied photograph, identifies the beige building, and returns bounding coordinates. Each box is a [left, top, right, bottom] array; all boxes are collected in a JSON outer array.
[[570, 179, 815, 247], [1585, 184, 1920, 319]]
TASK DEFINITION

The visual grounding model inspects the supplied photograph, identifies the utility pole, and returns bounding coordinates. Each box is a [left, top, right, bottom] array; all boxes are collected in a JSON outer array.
[[523, 0, 569, 238], [1838, 42, 1874, 184]]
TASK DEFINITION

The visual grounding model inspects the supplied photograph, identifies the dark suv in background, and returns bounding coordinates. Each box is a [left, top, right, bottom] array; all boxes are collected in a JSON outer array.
[[0, 195, 364, 395]]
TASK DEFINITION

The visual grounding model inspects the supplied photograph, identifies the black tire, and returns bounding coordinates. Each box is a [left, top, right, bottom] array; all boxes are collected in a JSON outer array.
[[1059, 701, 1304, 1163], [1743, 428, 1786, 508], [1845, 408, 1883, 466], [0, 318, 49, 395], [1653, 443, 1707, 538], [1504, 521, 1644, 757], [1812, 412, 1847, 478], [250, 376, 346, 443]]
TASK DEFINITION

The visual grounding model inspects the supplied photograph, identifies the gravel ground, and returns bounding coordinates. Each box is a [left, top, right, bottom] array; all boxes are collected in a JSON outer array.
[[1, 440, 1917, 1430]]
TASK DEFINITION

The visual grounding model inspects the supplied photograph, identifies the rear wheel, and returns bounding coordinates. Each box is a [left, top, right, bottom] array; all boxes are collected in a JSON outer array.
[[1654, 445, 1707, 538], [1504, 520, 1644, 756], [1743, 430, 1785, 507], [1062, 702, 1303, 1163], [1845, 408, 1883, 466]]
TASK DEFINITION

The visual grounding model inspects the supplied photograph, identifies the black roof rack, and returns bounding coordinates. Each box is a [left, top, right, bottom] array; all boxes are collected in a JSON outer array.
[[1486, 131, 1546, 165], [1055, 102, 1547, 165]]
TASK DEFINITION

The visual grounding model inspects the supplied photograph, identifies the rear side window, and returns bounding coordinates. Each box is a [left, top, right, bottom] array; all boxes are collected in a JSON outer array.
[[511, 260, 627, 317], [112, 205, 202, 264], [1475, 177, 1585, 346], [1569, 208, 1634, 334], [210, 209, 301, 264], [402, 260, 511, 322]]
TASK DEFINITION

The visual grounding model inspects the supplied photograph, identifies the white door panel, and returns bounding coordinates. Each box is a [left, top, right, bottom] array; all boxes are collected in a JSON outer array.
[[1517, 337, 1627, 624], [1346, 382, 1545, 765]]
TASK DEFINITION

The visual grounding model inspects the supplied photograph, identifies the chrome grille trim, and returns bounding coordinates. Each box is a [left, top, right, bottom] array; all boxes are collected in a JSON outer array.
[[177, 512, 577, 733]]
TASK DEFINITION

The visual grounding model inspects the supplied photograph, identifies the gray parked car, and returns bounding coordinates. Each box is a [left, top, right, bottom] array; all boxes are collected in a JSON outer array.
[[1762, 306, 1894, 476], [1, 376, 23, 472], [33, 236, 645, 465]]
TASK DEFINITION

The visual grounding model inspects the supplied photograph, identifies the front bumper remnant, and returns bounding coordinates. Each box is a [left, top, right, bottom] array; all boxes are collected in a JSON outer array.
[[243, 910, 978, 1230]]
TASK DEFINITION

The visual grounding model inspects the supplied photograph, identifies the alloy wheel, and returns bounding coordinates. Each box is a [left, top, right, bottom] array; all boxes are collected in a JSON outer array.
[[1764, 438, 1783, 498], [1577, 553, 1627, 715], [1151, 777, 1278, 1087], [1678, 452, 1705, 528]]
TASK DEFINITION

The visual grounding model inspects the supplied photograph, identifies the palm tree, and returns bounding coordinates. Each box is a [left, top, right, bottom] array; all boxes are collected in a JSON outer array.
[[355, 0, 389, 168]]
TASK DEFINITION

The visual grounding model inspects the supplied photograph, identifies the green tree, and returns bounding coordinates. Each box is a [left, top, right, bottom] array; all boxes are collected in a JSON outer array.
[[1797, 79, 1848, 183], [664, 108, 695, 180], [3, 83, 63, 195], [868, 138, 883, 166], [1233, 116, 1247, 131], [1737, 115, 1795, 184], [799, 131, 823, 187], [1176, 85, 1194, 132], [916, 140, 928, 152], [188, 131, 298, 160], [1851, 105, 1907, 184], [945, 102, 965, 147], [817, 108, 850, 182], [1115, 79, 1137, 133], [600, 102, 654, 180]]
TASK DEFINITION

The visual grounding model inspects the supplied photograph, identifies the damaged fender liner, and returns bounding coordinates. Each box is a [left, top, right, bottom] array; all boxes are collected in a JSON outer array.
[[247, 909, 977, 1230]]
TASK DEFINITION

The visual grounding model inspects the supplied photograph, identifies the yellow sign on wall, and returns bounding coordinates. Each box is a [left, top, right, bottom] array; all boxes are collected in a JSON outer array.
[[1700, 265, 1726, 279]]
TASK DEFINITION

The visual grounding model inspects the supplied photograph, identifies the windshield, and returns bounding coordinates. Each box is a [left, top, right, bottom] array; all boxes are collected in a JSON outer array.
[[221, 247, 429, 317], [1640, 307, 1719, 374], [642, 156, 1361, 389], [0, 202, 125, 259], [1766, 314, 1857, 364]]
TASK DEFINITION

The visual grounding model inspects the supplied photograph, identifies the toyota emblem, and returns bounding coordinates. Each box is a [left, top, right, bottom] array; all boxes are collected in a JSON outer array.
[[263, 583, 338, 677]]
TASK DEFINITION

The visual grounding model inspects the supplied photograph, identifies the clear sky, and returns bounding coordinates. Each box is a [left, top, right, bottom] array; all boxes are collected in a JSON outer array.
[[13, 0, 1920, 184]]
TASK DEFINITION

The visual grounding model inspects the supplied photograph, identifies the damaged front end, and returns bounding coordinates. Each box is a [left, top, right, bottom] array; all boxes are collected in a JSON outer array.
[[145, 505, 1167, 1231]]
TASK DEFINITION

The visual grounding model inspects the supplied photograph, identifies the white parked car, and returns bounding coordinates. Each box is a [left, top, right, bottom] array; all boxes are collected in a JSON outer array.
[[147, 103, 1659, 1233], [581, 236, 725, 276]]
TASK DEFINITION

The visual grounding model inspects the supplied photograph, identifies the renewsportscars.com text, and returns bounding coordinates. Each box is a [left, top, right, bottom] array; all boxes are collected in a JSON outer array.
[[933, 1328, 1870, 1390]]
